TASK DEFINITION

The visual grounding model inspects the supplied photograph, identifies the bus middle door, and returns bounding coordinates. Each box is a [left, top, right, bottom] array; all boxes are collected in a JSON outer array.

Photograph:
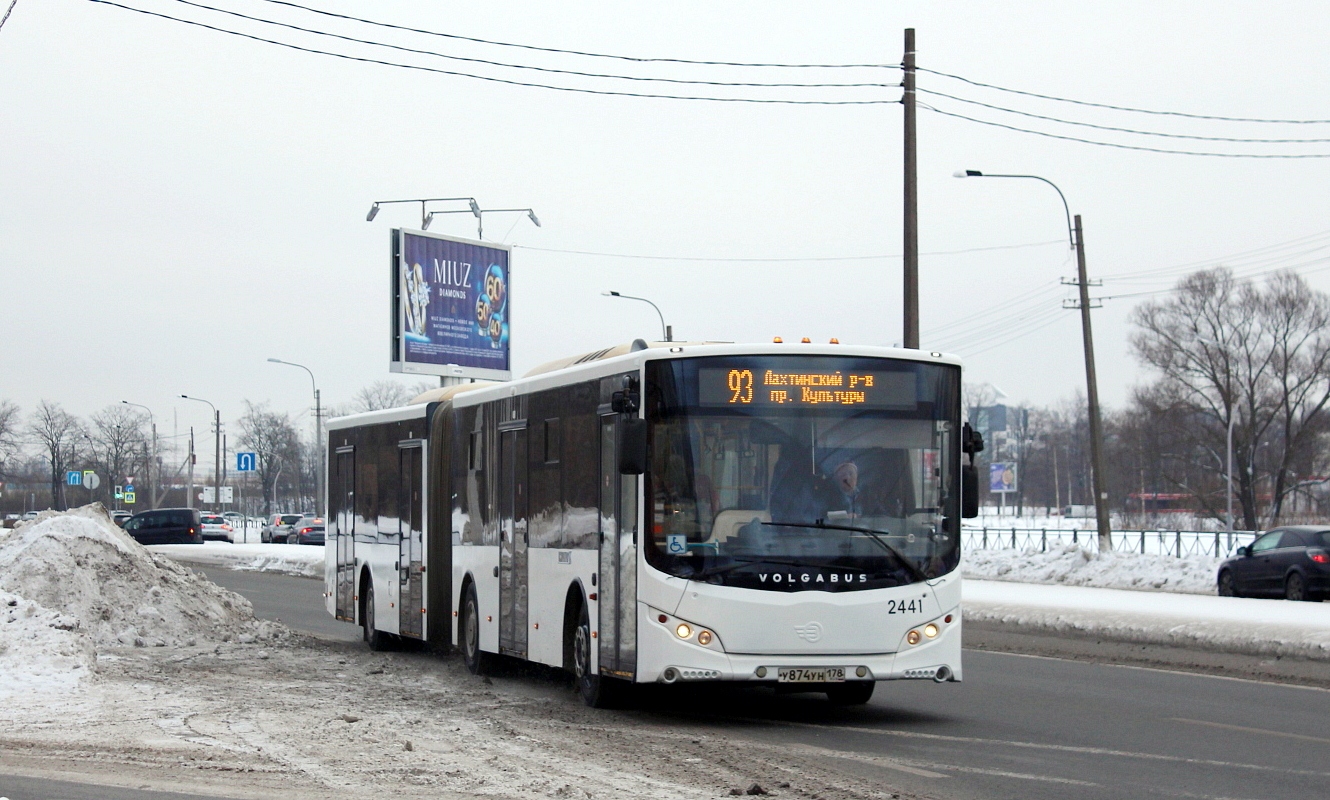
[[398, 440, 424, 639], [598, 415, 638, 679], [498, 426, 529, 657]]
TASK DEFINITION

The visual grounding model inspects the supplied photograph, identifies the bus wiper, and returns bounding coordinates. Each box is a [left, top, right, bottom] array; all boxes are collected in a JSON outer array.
[[762, 520, 930, 583], [690, 556, 866, 581]]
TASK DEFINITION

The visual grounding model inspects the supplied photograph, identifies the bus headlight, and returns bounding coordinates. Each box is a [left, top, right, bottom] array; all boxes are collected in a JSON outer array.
[[924, 623, 939, 639], [675, 623, 692, 639]]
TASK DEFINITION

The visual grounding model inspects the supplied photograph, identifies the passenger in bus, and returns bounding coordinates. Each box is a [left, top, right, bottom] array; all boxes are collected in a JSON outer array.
[[768, 444, 842, 524]]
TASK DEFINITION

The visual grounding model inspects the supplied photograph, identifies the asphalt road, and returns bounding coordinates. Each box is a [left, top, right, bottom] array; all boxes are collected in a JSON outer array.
[[6, 570, 1327, 800]]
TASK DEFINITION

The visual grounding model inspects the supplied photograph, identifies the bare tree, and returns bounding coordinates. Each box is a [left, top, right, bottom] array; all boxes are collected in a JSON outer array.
[[0, 399, 21, 480], [86, 405, 149, 505], [1131, 268, 1330, 529], [236, 401, 300, 516], [28, 400, 87, 510], [349, 380, 434, 413]]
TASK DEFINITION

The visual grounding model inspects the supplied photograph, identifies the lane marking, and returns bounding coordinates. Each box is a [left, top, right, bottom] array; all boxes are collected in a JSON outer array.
[[794, 744, 947, 778], [970, 649, 1330, 693], [734, 718, 1330, 779], [1169, 717, 1330, 745]]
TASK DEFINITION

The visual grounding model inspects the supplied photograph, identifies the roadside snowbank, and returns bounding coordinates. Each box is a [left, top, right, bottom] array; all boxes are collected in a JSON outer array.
[[964, 579, 1330, 660], [0, 505, 289, 697], [149, 541, 325, 578], [963, 542, 1221, 594]]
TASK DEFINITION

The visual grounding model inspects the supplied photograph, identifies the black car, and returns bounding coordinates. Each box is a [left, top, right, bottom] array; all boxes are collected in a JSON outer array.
[[289, 515, 325, 545], [121, 508, 205, 545], [1218, 526, 1329, 601]]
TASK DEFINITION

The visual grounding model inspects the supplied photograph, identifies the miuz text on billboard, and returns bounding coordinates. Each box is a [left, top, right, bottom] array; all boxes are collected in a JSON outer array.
[[391, 229, 512, 380]]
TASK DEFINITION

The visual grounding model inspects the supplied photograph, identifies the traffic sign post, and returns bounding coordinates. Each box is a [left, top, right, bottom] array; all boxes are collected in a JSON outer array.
[[124, 491, 136, 504], [236, 452, 257, 472], [66, 471, 82, 486], [83, 472, 101, 491]]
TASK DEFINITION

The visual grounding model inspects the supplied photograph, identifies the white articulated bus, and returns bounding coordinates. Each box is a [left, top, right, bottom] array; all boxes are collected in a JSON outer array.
[[325, 341, 981, 706]]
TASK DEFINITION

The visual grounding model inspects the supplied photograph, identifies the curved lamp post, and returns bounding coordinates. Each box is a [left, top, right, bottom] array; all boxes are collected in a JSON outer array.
[[267, 358, 323, 516], [602, 290, 671, 341], [180, 395, 220, 512], [120, 400, 158, 509]]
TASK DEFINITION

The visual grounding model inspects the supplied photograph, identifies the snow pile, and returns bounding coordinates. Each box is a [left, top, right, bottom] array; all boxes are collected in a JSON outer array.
[[964, 580, 1330, 660], [149, 542, 325, 578], [963, 542, 1221, 594], [0, 505, 289, 697]]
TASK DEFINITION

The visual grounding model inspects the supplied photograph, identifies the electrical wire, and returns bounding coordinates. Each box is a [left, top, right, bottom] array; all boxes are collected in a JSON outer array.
[[512, 239, 1063, 263], [0, 0, 18, 33], [918, 87, 1330, 144], [920, 102, 1330, 158], [918, 66, 1330, 125], [85, 0, 897, 104], [88, 0, 899, 104], [257, 0, 898, 70], [167, 0, 896, 90]]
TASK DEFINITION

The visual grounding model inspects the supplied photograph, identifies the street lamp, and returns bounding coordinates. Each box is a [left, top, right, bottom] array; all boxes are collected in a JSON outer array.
[[180, 395, 221, 513], [954, 168, 1111, 550], [120, 400, 158, 509], [366, 197, 479, 229], [268, 358, 323, 516], [473, 207, 540, 240], [603, 291, 671, 341]]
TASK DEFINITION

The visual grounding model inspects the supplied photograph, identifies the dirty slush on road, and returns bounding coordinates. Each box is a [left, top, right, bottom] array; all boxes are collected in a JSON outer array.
[[0, 507, 929, 800]]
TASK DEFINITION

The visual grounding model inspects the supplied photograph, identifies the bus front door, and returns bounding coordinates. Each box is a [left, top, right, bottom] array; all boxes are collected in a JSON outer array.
[[398, 442, 424, 639], [499, 428, 529, 657], [598, 416, 638, 679], [334, 447, 355, 622]]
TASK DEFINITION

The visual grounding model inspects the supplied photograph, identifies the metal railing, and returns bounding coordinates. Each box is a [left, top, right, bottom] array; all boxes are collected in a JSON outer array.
[[962, 526, 1258, 558]]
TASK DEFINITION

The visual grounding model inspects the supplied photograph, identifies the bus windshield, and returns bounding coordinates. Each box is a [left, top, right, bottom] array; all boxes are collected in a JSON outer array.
[[644, 355, 961, 592]]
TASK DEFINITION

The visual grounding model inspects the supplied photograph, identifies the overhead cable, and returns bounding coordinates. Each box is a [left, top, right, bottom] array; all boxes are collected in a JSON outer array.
[[513, 239, 1064, 263], [85, 0, 895, 104], [919, 66, 1330, 125], [921, 103, 1330, 158], [918, 87, 1330, 144], [257, 0, 898, 70], [168, 0, 895, 90]]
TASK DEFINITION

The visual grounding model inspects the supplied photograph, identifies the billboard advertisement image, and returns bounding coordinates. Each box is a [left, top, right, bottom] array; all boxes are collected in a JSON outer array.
[[988, 461, 1017, 493], [391, 229, 512, 380]]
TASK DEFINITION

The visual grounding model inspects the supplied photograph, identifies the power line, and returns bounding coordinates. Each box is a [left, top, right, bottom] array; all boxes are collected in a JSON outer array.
[[86, 0, 897, 104], [921, 102, 1330, 158], [0, 0, 19, 34], [918, 87, 1330, 144], [918, 66, 1330, 125], [258, 0, 898, 70], [167, 0, 896, 90], [513, 239, 1064, 263]]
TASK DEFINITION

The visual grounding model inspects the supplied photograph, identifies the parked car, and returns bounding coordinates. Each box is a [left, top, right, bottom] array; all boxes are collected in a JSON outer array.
[[19, 511, 41, 522], [262, 513, 303, 544], [199, 513, 235, 543], [121, 508, 204, 545], [288, 515, 325, 546], [111, 510, 133, 527], [1218, 526, 1329, 601]]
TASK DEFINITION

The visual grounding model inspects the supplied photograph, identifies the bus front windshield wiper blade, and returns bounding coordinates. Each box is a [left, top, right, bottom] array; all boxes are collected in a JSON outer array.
[[762, 520, 930, 583]]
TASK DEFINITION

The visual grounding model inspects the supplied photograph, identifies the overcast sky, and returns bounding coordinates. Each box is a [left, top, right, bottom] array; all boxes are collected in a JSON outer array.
[[4, 0, 1330, 445]]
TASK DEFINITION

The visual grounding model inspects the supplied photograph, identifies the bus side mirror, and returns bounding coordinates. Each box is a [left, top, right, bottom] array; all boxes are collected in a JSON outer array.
[[618, 417, 648, 475], [962, 463, 979, 519]]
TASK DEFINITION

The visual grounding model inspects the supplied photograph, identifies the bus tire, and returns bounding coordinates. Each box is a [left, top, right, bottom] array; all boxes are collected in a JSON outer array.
[[461, 583, 492, 675], [826, 681, 875, 705], [573, 602, 619, 708], [362, 577, 392, 652]]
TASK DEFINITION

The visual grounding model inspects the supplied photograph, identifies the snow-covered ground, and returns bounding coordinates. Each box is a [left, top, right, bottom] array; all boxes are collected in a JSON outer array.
[[962, 542, 1223, 594], [149, 541, 325, 578], [964, 580, 1330, 660]]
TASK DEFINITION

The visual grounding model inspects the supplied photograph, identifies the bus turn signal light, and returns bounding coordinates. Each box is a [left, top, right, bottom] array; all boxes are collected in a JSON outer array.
[[906, 630, 921, 645], [696, 630, 713, 646]]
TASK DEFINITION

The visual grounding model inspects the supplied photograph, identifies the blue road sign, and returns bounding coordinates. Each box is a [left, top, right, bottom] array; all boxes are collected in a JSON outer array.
[[236, 452, 257, 472], [66, 471, 82, 486], [124, 484, 135, 493]]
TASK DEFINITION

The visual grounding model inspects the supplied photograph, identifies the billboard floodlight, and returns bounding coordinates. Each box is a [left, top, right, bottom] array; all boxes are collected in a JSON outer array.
[[366, 203, 380, 221], [527, 210, 541, 227], [469, 199, 481, 218]]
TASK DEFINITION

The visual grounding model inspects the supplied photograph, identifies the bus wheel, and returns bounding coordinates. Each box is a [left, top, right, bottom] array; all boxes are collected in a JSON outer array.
[[573, 603, 617, 708], [826, 682, 875, 705], [461, 584, 492, 675], [362, 579, 392, 652]]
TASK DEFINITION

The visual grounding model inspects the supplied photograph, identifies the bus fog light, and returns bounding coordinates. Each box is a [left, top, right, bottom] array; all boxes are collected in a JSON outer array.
[[675, 623, 692, 639], [755, 666, 768, 678], [924, 623, 939, 639], [697, 630, 713, 646], [906, 630, 921, 645], [855, 666, 868, 678]]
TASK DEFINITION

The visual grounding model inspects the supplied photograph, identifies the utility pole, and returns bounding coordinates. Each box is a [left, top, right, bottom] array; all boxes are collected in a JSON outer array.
[[902, 27, 919, 349], [1073, 215, 1113, 551], [213, 408, 221, 513], [188, 427, 196, 510], [314, 387, 323, 517]]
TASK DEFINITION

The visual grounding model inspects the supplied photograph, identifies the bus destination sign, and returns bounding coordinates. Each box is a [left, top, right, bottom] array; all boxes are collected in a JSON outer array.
[[698, 368, 916, 409]]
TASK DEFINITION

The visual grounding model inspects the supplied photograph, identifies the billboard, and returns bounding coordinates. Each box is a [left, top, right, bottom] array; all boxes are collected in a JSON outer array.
[[391, 229, 512, 380], [989, 461, 1018, 493]]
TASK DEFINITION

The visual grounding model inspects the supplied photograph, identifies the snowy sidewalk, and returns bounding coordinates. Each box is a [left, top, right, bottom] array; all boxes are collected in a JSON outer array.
[[149, 542, 324, 578], [964, 579, 1330, 660]]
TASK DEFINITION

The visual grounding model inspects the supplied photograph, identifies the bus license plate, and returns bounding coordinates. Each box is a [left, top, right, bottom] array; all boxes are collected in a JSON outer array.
[[778, 667, 845, 683]]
